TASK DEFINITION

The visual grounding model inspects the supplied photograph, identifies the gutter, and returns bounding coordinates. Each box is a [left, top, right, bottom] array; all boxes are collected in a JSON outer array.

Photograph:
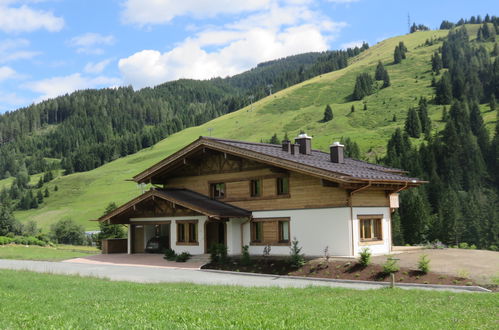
[[349, 181, 372, 257]]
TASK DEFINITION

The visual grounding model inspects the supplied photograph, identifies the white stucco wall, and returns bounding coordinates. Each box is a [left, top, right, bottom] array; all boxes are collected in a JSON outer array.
[[244, 208, 351, 257], [352, 207, 392, 256]]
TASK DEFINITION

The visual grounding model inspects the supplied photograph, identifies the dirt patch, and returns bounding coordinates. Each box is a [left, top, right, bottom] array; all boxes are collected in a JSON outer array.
[[202, 257, 481, 288]]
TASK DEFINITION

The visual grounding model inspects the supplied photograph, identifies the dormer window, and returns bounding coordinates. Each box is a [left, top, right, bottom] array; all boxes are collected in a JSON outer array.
[[211, 183, 225, 199]]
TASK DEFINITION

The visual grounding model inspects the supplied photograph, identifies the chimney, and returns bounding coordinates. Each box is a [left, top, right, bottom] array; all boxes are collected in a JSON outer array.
[[330, 142, 344, 163], [281, 140, 291, 153], [291, 143, 300, 155], [294, 133, 312, 155]]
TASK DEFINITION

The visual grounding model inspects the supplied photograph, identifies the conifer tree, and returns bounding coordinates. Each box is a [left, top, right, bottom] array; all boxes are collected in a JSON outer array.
[[350, 105, 355, 113], [399, 188, 431, 244], [490, 94, 496, 111], [36, 190, 43, 204], [404, 107, 422, 138], [375, 61, 386, 80], [431, 52, 443, 74], [352, 73, 374, 100], [436, 72, 453, 104], [417, 97, 431, 136], [394, 46, 403, 64], [322, 104, 333, 122], [269, 133, 279, 144], [44, 187, 49, 198]]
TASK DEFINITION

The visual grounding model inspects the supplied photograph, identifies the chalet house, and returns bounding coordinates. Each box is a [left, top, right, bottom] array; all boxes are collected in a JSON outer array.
[[98, 135, 423, 257]]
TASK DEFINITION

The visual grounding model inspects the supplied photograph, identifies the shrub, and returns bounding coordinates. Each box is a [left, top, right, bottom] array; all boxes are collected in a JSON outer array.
[[289, 237, 305, 268], [382, 258, 399, 274], [417, 254, 430, 274], [241, 245, 250, 265], [209, 244, 229, 264], [0, 236, 13, 245], [175, 252, 191, 262], [358, 248, 371, 267], [426, 240, 446, 249], [263, 245, 271, 257], [458, 242, 469, 249], [163, 248, 177, 261], [49, 218, 86, 245]]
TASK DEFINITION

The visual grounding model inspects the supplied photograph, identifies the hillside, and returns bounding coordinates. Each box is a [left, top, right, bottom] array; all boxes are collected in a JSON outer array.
[[10, 27, 498, 230]]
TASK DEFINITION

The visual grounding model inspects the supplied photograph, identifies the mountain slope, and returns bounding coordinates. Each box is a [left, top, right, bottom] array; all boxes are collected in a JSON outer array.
[[13, 28, 497, 229]]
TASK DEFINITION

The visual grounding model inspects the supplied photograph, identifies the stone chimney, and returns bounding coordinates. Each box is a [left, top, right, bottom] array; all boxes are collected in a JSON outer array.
[[294, 133, 312, 155], [330, 141, 344, 163]]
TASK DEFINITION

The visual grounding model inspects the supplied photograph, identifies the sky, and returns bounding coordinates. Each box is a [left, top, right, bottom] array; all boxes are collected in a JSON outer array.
[[0, 0, 498, 113]]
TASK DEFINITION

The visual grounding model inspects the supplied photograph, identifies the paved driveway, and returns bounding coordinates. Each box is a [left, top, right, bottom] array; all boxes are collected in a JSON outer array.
[[0, 259, 486, 292], [372, 248, 499, 284]]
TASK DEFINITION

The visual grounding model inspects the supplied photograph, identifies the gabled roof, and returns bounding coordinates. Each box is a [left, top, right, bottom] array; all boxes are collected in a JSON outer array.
[[133, 136, 424, 186], [98, 188, 251, 222]]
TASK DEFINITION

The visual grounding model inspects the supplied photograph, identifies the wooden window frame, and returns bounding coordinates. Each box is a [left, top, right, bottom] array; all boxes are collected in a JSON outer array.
[[358, 215, 383, 244], [276, 177, 289, 196], [250, 179, 262, 197], [210, 182, 226, 200], [176, 220, 199, 245], [250, 217, 291, 246]]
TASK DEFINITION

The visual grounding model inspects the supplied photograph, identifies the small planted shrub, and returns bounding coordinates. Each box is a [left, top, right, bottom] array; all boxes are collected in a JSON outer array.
[[175, 252, 191, 262], [210, 244, 229, 264], [241, 245, 250, 266], [163, 248, 177, 261], [358, 247, 371, 267], [263, 245, 271, 257], [417, 254, 431, 274], [289, 237, 305, 268], [382, 258, 399, 275]]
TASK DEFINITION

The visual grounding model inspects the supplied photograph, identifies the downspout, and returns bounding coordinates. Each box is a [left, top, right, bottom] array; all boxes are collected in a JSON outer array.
[[349, 181, 372, 257]]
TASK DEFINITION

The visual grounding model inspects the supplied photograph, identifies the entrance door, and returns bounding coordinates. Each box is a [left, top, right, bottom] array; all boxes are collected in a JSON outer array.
[[133, 225, 145, 253], [205, 221, 226, 253]]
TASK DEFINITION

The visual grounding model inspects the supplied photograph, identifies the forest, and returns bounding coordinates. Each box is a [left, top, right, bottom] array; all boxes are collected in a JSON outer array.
[[388, 26, 499, 250]]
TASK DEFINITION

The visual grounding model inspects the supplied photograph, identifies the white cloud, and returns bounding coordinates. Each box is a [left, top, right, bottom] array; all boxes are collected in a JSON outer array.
[[24, 73, 121, 102], [340, 40, 364, 49], [119, 2, 346, 89], [122, 0, 271, 25], [0, 38, 41, 63], [0, 91, 29, 112], [0, 1, 64, 33], [84, 59, 113, 74], [69, 33, 115, 55], [0, 66, 17, 81]]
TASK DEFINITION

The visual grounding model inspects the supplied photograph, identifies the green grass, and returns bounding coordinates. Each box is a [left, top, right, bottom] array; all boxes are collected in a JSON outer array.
[[13, 27, 499, 230], [0, 244, 99, 261], [0, 270, 496, 329]]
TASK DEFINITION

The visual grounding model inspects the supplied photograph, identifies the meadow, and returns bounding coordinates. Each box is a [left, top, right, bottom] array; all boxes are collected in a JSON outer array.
[[0, 244, 98, 261], [0, 270, 496, 329], [10, 26, 498, 230]]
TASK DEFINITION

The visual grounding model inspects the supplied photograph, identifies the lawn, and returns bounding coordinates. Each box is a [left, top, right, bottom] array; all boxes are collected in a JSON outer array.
[[0, 270, 496, 329], [0, 244, 99, 261]]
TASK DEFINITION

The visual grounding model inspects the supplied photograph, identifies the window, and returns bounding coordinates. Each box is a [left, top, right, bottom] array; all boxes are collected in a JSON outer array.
[[177, 220, 198, 245], [250, 179, 261, 197], [210, 183, 225, 199], [276, 177, 289, 195], [359, 217, 382, 241], [250, 218, 290, 245]]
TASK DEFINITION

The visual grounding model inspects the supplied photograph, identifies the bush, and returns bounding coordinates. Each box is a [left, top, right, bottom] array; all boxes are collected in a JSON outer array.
[[210, 244, 229, 264], [0, 236, 13, 245], [358, 248, 371, 267], [241, 245, 250, 266], [163, 248, 177, 261], [426, 240, 446, 249], [458, 242, 469, 249], [50, 218, 86, 245], [289, 237, 305, 268], [417, 254, 431, 274], [382, 258, 399, 274], [175, 252, 191, 262]]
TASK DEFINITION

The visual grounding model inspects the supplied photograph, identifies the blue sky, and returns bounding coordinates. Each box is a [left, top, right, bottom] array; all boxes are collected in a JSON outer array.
[[0, 0, 498, 113]]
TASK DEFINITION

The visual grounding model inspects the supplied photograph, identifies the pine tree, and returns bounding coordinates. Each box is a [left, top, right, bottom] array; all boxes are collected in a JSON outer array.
[[350, 105, 355, 113], [44, 187, 49, 198], [375, 61, 386, 80], [417, 97, 431, 136], [391, 210, 404, 245], [431, 52, 443, 74], [399, 188, 431, 244], [36, 190, 43, 204], [404, 107, 422, 138], [382, 70, 390, 88], [322, 104, 333, 122], [436, 72, 453, 104], [490, 94, 496, 111], [352, 73, 374, 100], [492, 42, 499, 56], [394, 46, 403, 64], [54, 185, 58, 192], [441, 106, 448, 122], [269, 133, 279, 144]]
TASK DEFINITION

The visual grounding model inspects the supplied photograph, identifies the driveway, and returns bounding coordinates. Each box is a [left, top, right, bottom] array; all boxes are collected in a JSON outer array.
[[0, 259, 487, 292], [372, 248, 499, 285]]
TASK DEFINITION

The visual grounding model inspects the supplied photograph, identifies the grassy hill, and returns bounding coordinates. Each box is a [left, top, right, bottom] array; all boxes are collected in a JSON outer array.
[[13, 27, 498, 230]]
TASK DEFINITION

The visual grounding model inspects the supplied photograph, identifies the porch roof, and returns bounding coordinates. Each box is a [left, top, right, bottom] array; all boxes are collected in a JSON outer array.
[[97, 188, 251, 222]]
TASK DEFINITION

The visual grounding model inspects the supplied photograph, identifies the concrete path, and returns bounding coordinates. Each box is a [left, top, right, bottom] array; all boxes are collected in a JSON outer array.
[[0, 259, 485, 292]]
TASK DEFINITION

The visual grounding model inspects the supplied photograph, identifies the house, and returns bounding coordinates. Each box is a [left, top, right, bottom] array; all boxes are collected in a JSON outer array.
[[97, 134, 424, 257]]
